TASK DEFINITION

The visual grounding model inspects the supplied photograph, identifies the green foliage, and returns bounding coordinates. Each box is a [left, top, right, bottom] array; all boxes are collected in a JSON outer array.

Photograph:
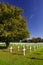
[[0, 1, 30, 42]]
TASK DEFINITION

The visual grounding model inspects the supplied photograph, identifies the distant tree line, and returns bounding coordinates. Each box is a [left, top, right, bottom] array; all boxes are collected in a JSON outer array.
[[22, 37, 43, 43]]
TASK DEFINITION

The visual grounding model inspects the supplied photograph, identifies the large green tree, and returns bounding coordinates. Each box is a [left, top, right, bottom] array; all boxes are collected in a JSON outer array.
[[0, 2, 30, 47]]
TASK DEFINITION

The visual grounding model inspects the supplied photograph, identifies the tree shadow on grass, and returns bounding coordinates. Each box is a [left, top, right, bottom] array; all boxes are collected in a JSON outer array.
[[35, 52, 43, 55], [36, 52, 40, 55], [12, 53, 22, 55], [30, 57, 43, 60], [27, 57, 43, 60], [0, 46, 7, 49]]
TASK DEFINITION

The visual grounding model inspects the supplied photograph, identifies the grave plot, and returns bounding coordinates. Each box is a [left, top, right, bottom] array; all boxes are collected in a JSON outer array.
[[0, 43, 43, 65]]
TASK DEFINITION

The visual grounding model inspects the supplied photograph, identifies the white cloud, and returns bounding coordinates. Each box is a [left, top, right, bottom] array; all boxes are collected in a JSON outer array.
[[29, 14, 34, 22]]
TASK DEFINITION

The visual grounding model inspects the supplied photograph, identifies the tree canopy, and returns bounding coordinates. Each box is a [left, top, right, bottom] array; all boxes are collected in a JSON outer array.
[[0, 1, 30, 43]]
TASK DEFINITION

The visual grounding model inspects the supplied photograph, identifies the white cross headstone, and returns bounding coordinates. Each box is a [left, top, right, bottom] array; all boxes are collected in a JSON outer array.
[[18, 46, 20, 51], [13, 43, 14, 46], [23, 45, 25, 48], [10, 46, 13, 53], [26, 45, 28, 48], [20, 40, 21, 43], [23, 47, 26, 56], [37, 45, 38, 49], [34, 46, 36, 51], [30, 46, 32, 52]]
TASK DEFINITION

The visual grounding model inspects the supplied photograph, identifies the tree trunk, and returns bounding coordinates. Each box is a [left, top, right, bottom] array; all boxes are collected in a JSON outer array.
[[6, 42, 9, 48]]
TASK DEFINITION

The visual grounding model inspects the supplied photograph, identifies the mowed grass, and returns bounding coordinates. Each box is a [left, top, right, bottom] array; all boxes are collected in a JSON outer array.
[[0, 43, 43, 65]]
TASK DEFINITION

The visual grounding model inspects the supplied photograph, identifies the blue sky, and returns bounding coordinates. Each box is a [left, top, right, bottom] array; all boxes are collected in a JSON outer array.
[[0, 0, 43, 39]]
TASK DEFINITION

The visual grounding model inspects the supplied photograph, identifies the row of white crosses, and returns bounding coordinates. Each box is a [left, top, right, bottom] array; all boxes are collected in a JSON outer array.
[[30, 46, 32, 53], [23, 46, 26, 56], [10, 46, 13, 53], [18, 46, 20, 51], [9, 45, 39, 56]]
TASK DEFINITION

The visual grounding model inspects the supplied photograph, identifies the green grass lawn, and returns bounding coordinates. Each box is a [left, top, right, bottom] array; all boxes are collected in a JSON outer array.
[[0, 43, 43, 65]]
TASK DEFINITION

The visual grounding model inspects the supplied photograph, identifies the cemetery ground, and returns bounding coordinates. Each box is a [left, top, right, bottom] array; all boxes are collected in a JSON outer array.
[[0, 43, 43, 65]]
